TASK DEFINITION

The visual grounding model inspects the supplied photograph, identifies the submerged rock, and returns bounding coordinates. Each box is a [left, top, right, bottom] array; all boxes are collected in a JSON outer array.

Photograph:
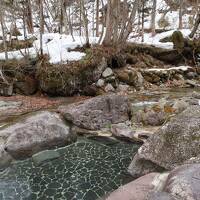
[[0, 145, 12, 170], [128, 106, 200, 177], [1, 111, 76, 160], [58, 94, 131, 130], [32, 150, 60, 165]]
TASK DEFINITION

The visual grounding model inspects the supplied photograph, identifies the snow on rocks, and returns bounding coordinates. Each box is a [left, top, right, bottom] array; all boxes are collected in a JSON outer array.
[[129, 29, 191, 50], [144, 65, 192, 72]]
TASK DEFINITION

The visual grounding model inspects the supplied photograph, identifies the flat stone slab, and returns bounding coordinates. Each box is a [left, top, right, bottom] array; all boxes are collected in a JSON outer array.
[[32, 150, 60, 165], [58, 94, 131, 130]]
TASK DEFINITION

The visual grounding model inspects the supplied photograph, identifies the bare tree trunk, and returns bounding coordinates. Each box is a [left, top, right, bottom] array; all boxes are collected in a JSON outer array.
[[189, 13, 200, 38], [62, 1, 75, 41], [25, 0, 34, 34], [103, 0, 112, 45], [67, 7, 75, 41], [62, 0, 69, 34], [59, 0, 63, 33], [141, 0, 145, 42], [118, 0, 128, 40], [79, 0, 82, 36], [103, 0, 120, 46], [0, 3, 8, 60], [179, 0, 183, 29], [121, 0, 140, 42], [96, 0, 100, 37], [112, 0, 120, 44], [92, 1, 95, 37], [39, 0, 44, 55], [150, 0, 156, 36], [103, 0, 140, 46], [79, 0, 90, 47], [98, 0, 105, 44]]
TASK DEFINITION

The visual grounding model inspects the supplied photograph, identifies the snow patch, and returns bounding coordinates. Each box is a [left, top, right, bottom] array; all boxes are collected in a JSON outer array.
[[144, 66, 192, 72], [0, 34, 99, 64]]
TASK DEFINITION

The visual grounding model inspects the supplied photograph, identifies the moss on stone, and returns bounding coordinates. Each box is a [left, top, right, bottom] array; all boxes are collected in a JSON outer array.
[[171, 31, 184, 53]]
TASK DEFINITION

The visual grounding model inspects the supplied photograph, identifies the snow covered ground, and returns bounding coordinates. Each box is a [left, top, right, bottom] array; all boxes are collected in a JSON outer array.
[[0, 34, 99, 64], [144, 66, 192, 72], [0, 28, 192, 63], [129, 29, 191, 49], [0, 0, 196, 63]]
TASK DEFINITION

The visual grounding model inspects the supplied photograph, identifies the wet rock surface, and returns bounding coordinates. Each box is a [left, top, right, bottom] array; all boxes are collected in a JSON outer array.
[[0, 111, 76, 160]]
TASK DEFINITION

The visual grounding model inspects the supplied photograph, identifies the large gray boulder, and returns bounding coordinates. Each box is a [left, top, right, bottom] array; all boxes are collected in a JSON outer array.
[[58, 94, 131, 130], [128, 106, 200, 177], [1, 111, 75, 160], [147, 192, 176, 200], [163, 164, 200, 200], [105, 173, 159, 200]]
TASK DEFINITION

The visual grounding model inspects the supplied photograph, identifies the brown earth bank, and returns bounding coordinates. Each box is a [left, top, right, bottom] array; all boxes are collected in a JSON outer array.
[[0, 30, 199, 97], [0, 94, 89, 122]]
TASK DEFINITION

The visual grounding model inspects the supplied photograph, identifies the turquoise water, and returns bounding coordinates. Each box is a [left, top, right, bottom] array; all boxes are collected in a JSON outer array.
[[0, 137, 139, 200]]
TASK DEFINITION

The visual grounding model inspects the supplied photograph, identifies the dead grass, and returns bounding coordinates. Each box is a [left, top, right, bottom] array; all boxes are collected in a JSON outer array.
[[0, 37, 36, 53]]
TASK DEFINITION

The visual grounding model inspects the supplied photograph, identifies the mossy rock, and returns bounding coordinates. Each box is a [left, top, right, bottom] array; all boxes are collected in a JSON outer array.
[[171, 31, 184, 52]]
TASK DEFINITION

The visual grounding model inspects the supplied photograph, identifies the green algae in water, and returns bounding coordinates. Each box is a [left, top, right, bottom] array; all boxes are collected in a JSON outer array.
[[0, 138, 139, 200]]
